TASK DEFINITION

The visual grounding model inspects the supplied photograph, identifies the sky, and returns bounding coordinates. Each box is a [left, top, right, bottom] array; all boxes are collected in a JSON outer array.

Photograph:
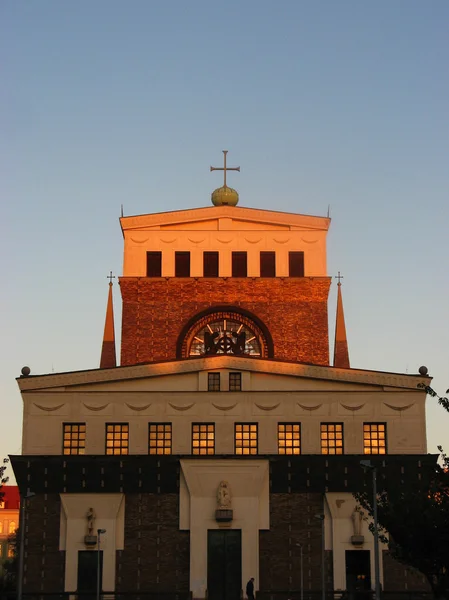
[[1, 1, 448, 474]]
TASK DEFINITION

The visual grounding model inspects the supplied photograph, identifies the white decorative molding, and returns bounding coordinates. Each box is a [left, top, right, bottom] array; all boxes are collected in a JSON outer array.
[[33, 403, 65, 412], [216, 238, 233, 244], [244, 237, 262, 244], [297, 403, 322, 411], [125, 402, 152, 411], [340, 403, 365, 411], [301, 237, 318, 244], [160, 238, 177, 244], [211, 402, 238, 411], [254, 402, 280, 411], [273, 238, 290, 244], [188, 238, 206, 244], [383, 403, 414, 412], [83, 403, 110, 411], [130, 237, 149, 244], [168, 402, 195, 411]]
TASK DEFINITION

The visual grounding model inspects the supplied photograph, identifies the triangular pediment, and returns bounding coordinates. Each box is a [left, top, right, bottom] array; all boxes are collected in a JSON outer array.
[[17, 356, 430, 393], [121, 206, 330, 233]]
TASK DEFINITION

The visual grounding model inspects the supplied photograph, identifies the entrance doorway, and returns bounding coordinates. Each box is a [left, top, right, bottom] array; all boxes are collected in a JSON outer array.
[[77, 550, 102, 596], [207, 529, 242, 600], [345, 550, 371, 599]]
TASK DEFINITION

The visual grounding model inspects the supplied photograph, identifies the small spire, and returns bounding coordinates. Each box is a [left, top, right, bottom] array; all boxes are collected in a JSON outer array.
[[100, 272, 117, 369], [333, 272, 350, 369]]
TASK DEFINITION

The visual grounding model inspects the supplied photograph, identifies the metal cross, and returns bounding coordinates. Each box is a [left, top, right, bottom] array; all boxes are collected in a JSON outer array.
[[335, 271, 344, 285], [210, 150, 240, 187], [107, 271, 115, 284]]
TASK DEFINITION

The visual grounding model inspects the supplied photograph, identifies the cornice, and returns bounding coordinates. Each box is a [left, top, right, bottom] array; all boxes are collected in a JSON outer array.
[[120, 206, 330, 232], [17, 356, 431, 392]]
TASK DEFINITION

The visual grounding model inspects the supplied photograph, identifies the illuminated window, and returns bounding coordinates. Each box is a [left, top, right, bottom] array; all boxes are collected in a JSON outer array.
[[105, 423, 129, 455], [63, 423, 86, 455], [363, 423, 387, 455], [7, 545, 14, 558], [0, 522, 3, 534], [235, 423, 258, 455], [149, 423, 172, 455], [8, 521, 16, 534], [278, 423, 301, 455], [229, 372, 242, 392], [208, 373, 221, 391], [321, 423, 344, 455], [192, 423, 215, 455]]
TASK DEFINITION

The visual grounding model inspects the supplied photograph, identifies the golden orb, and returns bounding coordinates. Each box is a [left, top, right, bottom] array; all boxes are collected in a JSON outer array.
[[211, 186, 239, 206]]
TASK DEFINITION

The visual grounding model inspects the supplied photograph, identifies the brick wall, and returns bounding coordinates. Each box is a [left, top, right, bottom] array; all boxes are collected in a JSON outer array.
[[259, 493, 333, 592], [24, 494, 65, 593], [120, 277, 331, 366], [382, 550, 430, 592], [116, 493, 189, 592]]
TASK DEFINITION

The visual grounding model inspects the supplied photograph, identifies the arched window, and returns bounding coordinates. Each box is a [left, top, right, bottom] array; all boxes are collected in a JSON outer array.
[[8, 521, 16, 534], [177, 306, 273, 359]]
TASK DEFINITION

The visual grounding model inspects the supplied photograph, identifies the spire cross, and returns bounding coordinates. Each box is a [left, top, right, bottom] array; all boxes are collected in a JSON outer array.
[[107, 271, 115, 285], [210, 150, 240, 188], [335, 271, 344, 286]]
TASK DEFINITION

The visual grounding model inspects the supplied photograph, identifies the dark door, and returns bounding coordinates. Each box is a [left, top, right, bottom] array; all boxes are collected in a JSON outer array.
[[207, 529, 242, 600], [345, 550, 371, 600], [77, 550, 103, 596]]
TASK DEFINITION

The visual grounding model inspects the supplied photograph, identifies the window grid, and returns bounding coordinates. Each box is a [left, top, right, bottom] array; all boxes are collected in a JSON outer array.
[[149, 423, 172, 455], [235, 423, 258, 455], [278, 423, 301, 455], [321, 423, 344, 455], [192, 423, 215, 455], [208, 373, 221, 392], [105, 423, 129, 455], [229, 372, 242, 392], [63, 423, 86, 455], [363, 423, 387, 455]]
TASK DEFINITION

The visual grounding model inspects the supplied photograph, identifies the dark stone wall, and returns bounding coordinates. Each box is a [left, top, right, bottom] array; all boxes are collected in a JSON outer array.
[[24, 493, 65, 593], [382, 551, 430, 592], [116, 493, 189, 592], [259, 493, 333, 592]]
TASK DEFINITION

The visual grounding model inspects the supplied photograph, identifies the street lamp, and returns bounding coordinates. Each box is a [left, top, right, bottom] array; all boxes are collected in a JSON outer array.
[[360, 460, 381, 600], [295, 543, 304, 600], [17, 489, 35, 600], [97, 528, 106, 600], [314, 514, 325, 600]]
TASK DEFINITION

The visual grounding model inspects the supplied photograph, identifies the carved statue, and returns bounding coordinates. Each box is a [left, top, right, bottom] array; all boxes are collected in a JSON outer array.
[[204, 331, 219, 354], [217, 481, 232, 509], [232, 330, 246, 355], [86, 507, 96, 536], [352, 506, 363, 537]]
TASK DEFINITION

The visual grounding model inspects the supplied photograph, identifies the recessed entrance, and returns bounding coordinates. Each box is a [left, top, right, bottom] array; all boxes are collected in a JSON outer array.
[[345, 550, 371, 597], [207, 529, 242, 600]]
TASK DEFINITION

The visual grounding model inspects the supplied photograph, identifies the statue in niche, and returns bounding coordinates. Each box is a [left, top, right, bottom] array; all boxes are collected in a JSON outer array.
[[217, 481, 232, 509], [352, 505, 363, 537], [86, 507, 96, 536], [232, 330, 246, 355]]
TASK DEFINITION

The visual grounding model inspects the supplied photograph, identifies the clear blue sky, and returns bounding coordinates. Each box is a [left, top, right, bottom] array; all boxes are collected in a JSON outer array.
[[1, 1, 448, 470]]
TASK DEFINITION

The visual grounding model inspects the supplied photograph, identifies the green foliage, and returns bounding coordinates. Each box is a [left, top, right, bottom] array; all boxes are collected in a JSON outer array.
[[355, 449, 449, 599]]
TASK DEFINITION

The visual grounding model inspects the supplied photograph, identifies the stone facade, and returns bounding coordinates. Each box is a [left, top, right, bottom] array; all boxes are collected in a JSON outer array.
[[116, 494, 189, 592], [24, 494, 65, 593], [120, 277, 331, 366]]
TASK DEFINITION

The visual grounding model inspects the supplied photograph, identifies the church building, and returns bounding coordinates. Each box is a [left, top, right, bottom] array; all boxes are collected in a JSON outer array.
[[12, 152, 432, 599]]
